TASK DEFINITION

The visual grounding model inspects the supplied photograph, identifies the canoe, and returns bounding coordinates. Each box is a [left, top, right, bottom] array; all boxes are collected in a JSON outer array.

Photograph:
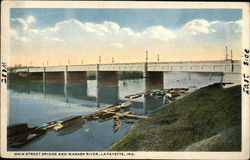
[[9, 128, 46, 148]]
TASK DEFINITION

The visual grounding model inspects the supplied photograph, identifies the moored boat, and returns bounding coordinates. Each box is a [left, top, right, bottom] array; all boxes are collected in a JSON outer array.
[[45, 115, 85, 131], [165, 92, 180, 98], [9, 128, 47, 148], [8, 123, 37, 138]]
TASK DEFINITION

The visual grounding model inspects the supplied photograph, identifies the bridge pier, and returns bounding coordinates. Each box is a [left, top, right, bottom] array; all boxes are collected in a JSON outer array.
[[209, 73, 212, 80], [44, 72, 64, 83], [97, 71, 119, 86], [188, 72, 191, 80], [66, 71, 87, 84], [96, 65, 119, 107], [64, 68, 87, 102], [143, 62, 164, 90], [223, 72, 241, 85], [145, 71, 164, 90], [143, 96, 164, 115]]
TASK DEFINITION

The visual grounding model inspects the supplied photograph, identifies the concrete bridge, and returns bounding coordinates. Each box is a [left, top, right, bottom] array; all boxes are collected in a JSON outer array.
[[15, 60, 241, 90], [14, 60, 241, 107]]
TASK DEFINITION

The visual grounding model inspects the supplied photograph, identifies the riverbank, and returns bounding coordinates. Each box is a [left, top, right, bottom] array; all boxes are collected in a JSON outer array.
[[107, 83, 241, 151], [8, 72, 43, 85]]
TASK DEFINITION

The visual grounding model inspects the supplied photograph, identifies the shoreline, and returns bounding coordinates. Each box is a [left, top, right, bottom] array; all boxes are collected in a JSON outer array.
[[107, 83, 241, 151]]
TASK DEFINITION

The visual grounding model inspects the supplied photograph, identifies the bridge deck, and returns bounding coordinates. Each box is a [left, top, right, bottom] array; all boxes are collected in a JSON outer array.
[[14, 60, 241, 73]]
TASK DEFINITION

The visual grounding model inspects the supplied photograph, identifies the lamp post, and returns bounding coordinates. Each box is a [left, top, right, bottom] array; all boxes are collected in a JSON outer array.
[[225, 46, 228, 60], [99, 56, 101, 64], [230, 50, 233, 60]]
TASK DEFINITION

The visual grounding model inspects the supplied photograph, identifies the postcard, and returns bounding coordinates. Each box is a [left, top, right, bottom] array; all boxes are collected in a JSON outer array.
[[1, 1, 249, 159]]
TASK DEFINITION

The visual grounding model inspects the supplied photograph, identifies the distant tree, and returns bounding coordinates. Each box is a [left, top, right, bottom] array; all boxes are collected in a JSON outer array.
[[14, 64, 23, 68]]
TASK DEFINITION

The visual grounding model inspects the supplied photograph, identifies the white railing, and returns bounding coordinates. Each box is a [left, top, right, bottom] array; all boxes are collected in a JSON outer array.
[[14, 60, 241, 73]]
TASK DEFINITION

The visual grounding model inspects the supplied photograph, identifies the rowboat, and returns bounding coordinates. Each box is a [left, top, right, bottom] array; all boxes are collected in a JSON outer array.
[[125, 93, 143, 99], [165, 92, 180, 98], [43, 115, 85, 131], [8, 123, 37, 137], [9, 128, 46, 148], [130, 94, 142, 99]]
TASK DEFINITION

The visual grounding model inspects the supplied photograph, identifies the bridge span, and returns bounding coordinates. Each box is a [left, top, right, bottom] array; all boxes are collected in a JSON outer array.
[[14, 60, 241, 90]]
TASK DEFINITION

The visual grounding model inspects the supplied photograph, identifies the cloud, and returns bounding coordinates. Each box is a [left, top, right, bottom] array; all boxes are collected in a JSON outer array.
[[184, 19, 242, 36], [41, 19, 122, 37], [176, 19, 242, 45], [12, 15, 36, 31], [26, 16, 36, 24], [181, 19, 213, 35], [10, 17, 242, 47], [143, 26, 176, 41], [16, 18, 28, 30]]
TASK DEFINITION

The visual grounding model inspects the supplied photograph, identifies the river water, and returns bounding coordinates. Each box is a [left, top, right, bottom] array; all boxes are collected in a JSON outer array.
[[8, 72, 221, 151]]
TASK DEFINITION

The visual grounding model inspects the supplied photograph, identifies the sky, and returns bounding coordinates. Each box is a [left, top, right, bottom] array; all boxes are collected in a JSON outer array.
[[10, 8, 242, 66]]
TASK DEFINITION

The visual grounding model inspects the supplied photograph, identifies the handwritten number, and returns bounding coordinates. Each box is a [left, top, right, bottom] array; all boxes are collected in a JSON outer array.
[[1, 62, 7, 84], [243, 49, 249, 66]]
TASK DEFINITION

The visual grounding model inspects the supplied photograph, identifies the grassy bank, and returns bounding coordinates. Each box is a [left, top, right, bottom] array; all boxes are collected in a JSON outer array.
[[108, 84, 241, 151]]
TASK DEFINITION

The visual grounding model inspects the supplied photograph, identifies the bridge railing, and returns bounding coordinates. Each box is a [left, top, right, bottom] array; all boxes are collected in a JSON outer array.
[[147, 60, 241, 73], [15, 68, 29, 72], [13, 60, 241, 73], [29, 67, 45, 72], [99, 63, 144, 71], [68, 64, 97, 71]]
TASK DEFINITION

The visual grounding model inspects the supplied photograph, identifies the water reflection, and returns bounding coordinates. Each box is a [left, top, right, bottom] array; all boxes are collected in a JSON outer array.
[[8, 72, 222, 151], [144, 96, 164, 115], [9, 81, 154, 116], [98, 86, 119, 105], [56, 123, 83, 136], [9, 72, 222, 117]]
